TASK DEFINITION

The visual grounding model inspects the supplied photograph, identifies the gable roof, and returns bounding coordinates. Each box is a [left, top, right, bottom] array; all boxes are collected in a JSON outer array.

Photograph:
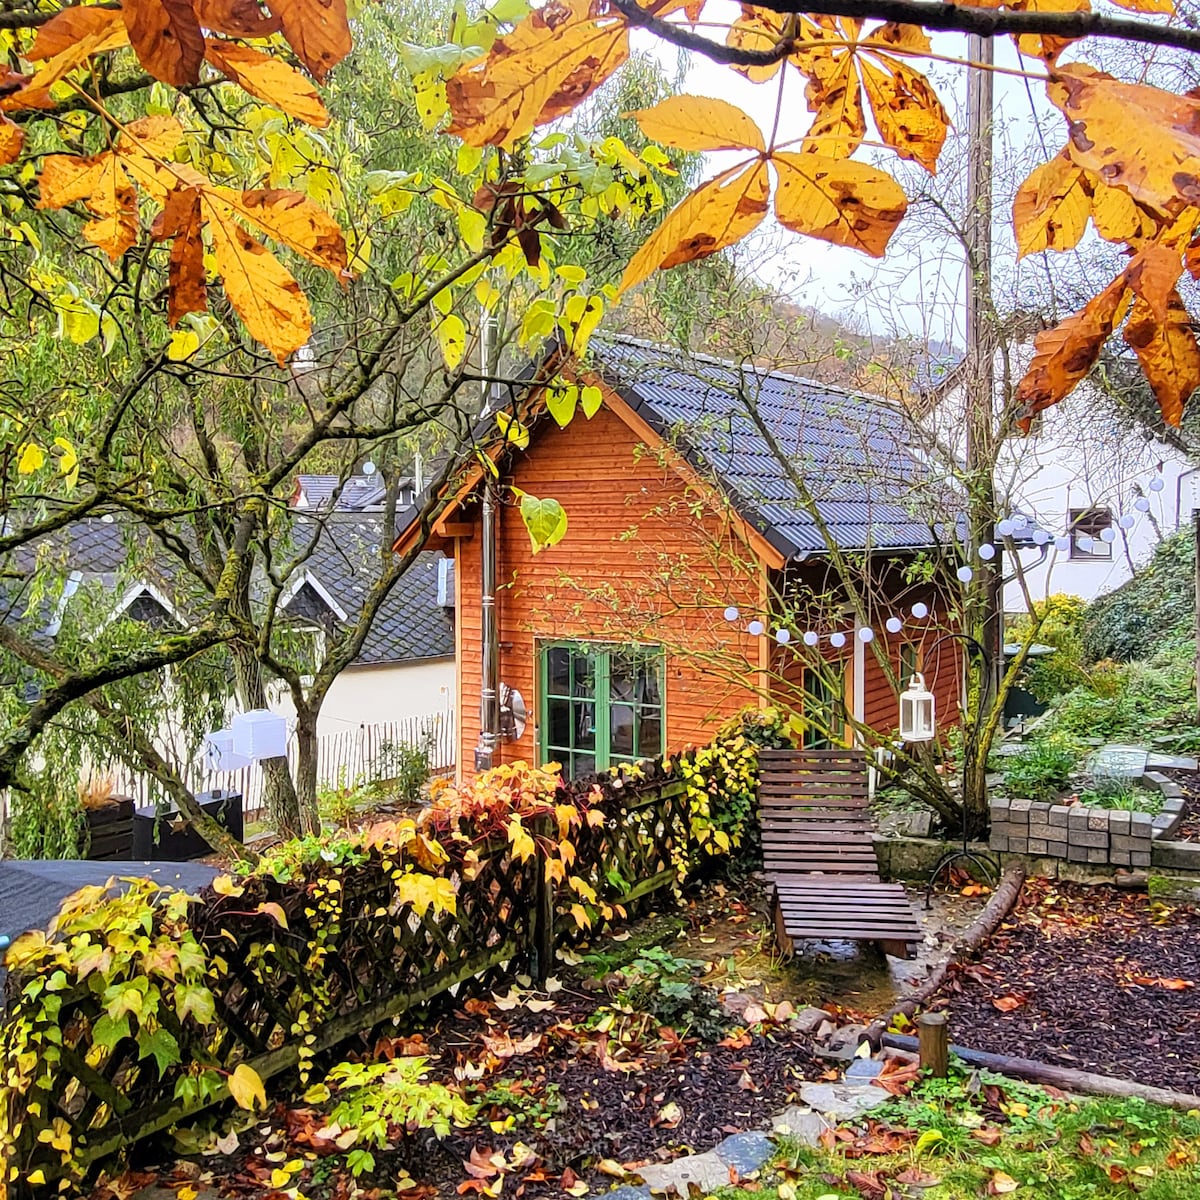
[[2, 514, 454, 667], [583, 338, 945, 559]]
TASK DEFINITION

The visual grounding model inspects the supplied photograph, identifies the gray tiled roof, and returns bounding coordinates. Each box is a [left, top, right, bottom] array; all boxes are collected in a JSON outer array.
[[591, 337, 947, 557], [2, 513, 453, 666]]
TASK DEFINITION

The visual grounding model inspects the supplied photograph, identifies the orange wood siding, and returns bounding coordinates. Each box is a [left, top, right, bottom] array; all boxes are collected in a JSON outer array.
[[862, 628, 963, 738], [455, 404, 763, 779]]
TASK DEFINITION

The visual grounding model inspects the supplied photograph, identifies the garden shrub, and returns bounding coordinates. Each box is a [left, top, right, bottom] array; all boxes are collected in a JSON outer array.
[[1000, 736, 1079, 802], [0, 718, 778, 1189], [1083, 531, 1194, 663], [1007, 593, 1090, 702]]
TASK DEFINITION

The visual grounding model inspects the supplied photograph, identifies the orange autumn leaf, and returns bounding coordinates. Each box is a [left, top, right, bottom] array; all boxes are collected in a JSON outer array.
[[37, 151, 138, 260], [205, 40, 329, 126], [627, 94, 764, 153], [1013, 0, 1090, 64], [7, 13, 130, 109], [1109, 0, 1173, 10], [120, 0, 206, 87], [1092, 181, 1154, 243], [228, 188, 350, 278], [1049, 64, 1200, 219], [1013, 149, 1092, 256], [991, 994, 1027, 1012], [152, 186, 207, 326], [1014, 268, 1131, 426], [618, 161, 769, 294], [772, 152, 907, 257], [1126, 241, 1183, 323], [725, 5, 791, 83], [0, 116, 22, 165], [195, 0, 282, 38], [802, 52, 866, 159], [859, 53, 948, 172], [268, 0, 352, 82], [28, 6, 129, 60], [446, 0, 628, 148], [208, 203, 312, 361]]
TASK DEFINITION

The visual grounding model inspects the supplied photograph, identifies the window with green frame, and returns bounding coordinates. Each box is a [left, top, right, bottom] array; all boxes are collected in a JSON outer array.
[[539, 642, 665, 778], [899, 642, 921, 686], [802, 659, 848, 749]]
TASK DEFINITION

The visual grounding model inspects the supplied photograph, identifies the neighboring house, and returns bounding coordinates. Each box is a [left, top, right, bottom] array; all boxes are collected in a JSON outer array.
[[4, 513, 455, 738], [919, 349, 1198, 612], [394, 337, 964, 782], [290, 473, 420, 512]]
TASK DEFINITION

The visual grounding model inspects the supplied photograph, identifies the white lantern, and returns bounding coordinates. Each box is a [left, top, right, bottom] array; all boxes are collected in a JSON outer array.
[[232, 709, 289, 760], [899, 673, 936, 743], [204, 729, 252, 772]]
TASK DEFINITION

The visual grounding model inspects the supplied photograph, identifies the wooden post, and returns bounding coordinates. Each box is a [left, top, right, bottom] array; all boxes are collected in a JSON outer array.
[[1193, 509, 1200, 720], [918, 1011, 949, 1078]]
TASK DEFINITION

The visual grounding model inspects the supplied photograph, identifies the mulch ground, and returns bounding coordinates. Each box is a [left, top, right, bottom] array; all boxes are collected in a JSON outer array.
[[930, 878, 1200, 1094]]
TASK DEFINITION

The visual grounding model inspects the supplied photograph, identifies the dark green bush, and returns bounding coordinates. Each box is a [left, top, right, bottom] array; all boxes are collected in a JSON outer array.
[[1000, 736, 1079, 802], [1083, 532, 1194, 663]]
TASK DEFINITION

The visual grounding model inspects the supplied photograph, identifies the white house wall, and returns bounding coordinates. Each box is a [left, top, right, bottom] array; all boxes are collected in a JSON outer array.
[[273, 657, 456, 736], [995, 402, 1198, 609]]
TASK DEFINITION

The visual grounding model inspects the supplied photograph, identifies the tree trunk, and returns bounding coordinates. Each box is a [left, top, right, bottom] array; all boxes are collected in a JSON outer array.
[[293, 706, 321, 835]]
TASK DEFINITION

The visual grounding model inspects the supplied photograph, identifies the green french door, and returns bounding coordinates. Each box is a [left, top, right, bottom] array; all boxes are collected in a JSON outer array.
[[539, 642, 665, 778]]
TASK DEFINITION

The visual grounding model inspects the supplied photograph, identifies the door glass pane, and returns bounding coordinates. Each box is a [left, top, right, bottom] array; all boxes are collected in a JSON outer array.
[[573, 752, 596, 778], [610, 704, 635, 756], [574, 700, 596, 750], [572, 653, 596, 698], [547, 646, 571, 695], [638, 714, 662, 758], [547, 695, 570, 748]]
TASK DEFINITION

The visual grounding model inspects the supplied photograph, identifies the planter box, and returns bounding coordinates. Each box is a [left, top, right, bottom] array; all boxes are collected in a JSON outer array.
[[84, 797, 135, 861], [132, 790, 243, 861]]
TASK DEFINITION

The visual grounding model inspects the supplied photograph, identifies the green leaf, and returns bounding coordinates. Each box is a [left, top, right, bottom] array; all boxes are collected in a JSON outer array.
[[915, 1129, 946, 1155], [92, 1012, 131, 1052], [580, 384, 603, 418], [137, 1027, 181, 1078], [545, 383, 578, 428], [514, 489, 568, 555], [176, 982, 217, 1026]]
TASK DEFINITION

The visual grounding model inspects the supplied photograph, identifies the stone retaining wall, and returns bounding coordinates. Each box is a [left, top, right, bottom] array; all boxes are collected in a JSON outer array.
[[988, 771, 1184, 868]]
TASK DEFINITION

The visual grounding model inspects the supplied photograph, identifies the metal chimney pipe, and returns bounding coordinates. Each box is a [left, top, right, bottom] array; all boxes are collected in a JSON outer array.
[[475, 309, 501, 772]]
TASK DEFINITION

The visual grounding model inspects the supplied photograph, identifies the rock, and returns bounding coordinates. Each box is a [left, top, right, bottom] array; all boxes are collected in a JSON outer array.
[[635, 1151, 732, 1194], [816, 1022, 869, 1061], [788, 1006, 832, 1035], [1114, 869, 1149, 890], [721, 991, 751, 1017], [601, 1189, 652, 1200], [771, 1106, 834, 1145], [845, 1058, 885, 1081], [714, 1132, 773, 1176], [798, 1082, 890, 1120], [815, 1019, 836, 1040]]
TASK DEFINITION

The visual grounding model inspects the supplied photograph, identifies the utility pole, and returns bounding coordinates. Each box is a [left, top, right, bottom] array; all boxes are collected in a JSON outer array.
[[961, 34, 1002, 830]]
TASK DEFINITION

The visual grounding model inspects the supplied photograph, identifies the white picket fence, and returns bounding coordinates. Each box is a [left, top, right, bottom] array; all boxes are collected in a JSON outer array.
[[0, 711, 456, 843]]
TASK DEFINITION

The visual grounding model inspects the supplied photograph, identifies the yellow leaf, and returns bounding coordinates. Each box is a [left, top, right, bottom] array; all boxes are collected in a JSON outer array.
[[801, 53, 866, 159], [988, 1170, 1020, 1195], [53, 437, 79, 488], [226, 188, 349, 277], [1109, 0, 1172, 9], [168, 329, 201, 360], [580, 384, 603, 418], [496, 411, 530, 449], [1013, 150, 1092, 257], [618, 161, 768, 294], [17, 442, 45, 474], [1092, 181, 1150, 242], [772, 153, 907, 257], [860, 54, 948, 173], [570, 903, 592, 930], [446, 0, 629, 147], [507, 815, 536, 862], [212, 874, 245, 897], [205, 40, 329, 127], [206, 202, 311, 364], [228, 1062, 267, 1111], [626, 94, 764, 153], [436, 313, 468, 368], [256, 901, 289, 930]]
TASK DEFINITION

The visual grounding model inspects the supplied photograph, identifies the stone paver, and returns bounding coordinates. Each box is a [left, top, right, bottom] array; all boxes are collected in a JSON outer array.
[[714, 1131, 773, 1175], [798, 1081, 890, 1120], [634, 1149, 733, 1194], [771, 1106, 834, 1145]]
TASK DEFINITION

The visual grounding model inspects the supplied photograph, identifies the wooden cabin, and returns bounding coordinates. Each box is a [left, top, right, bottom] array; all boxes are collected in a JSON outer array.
[[394, 337, 963, 781]]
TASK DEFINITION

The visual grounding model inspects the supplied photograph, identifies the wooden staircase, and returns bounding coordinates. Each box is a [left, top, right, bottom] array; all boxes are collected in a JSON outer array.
[[758, 747, 921, 959]]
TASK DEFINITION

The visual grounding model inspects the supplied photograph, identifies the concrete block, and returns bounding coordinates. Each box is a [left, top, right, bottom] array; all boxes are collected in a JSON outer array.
[[1069, 829, 1108, 849], [1088, 812, 1109, 832], [1108, 812, 1131, 835], [1132, 851, 1152, 867], [1087, 847, 1110, 863], [1151, 840, 1200, 871], [1111, 835, 1144, 852], [1049, 805, 1071, 828], [1067, 844, 1090, 863], [1046, 841, 1067, 858], [990, 833, 1009, 852], [1131, 813, 1153, 836], [1109, 849, 1131, 866], [1010, 798, 1033, 814], [1069, 807, 1091, 829], [1008, 837, 1029, 854], [1027, 838, 1049, 855]]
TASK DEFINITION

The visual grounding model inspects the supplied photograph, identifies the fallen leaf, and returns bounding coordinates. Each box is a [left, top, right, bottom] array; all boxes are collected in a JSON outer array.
[[988, 1170, 1020, 1194], [991, 995, 1027, 1012]]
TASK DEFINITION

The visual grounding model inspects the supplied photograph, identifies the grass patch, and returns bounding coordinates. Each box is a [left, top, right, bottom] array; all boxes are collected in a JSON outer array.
[[710, 1065, 1200, 1199]]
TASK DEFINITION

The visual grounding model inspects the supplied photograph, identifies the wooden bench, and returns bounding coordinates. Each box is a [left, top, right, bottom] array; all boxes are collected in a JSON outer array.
[[759, 747, 921, 959]]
